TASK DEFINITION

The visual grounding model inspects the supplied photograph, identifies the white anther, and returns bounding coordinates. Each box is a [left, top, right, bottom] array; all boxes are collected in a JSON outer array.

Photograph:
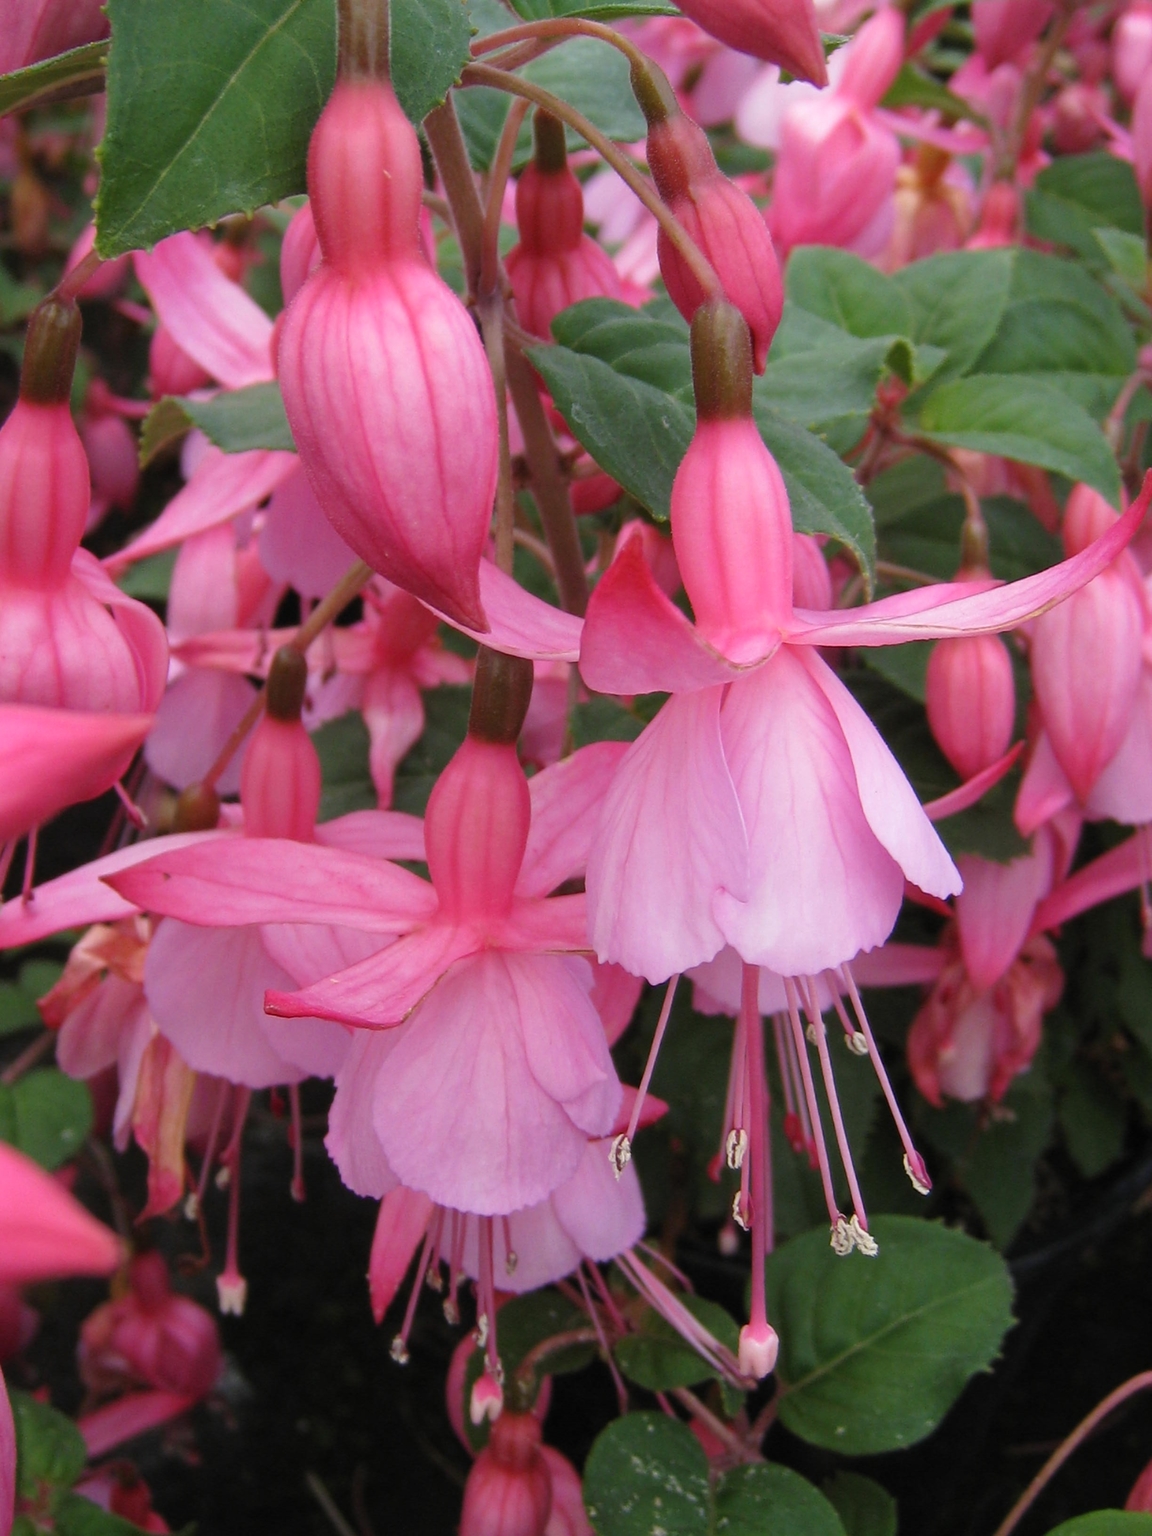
[[505, 1250, 518, 1276], [903, 1153, 931, 1197], [849, 1215, 878, 1256], [183, 1192, 199, 1221], [830, 1216, 855, 1256], [474, 1313, 489, 1349]]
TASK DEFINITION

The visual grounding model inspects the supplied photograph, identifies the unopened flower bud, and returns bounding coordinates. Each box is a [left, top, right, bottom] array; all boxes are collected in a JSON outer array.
[[460, 1411, 551, 1536], [637, 63, 782, 372], [424, 734, 531, 922], [1115, 1, 1152, 104], [925, 634, 1016, 782], [670, 0, 826, 83], [241, 661, 322, 842]]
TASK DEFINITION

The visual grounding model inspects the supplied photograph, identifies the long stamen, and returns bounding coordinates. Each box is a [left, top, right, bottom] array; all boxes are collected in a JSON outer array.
[[425, 1208, 446, 1292], [216, 1089, 251, 1315], [616, 1249, 748, 1388], [500, 1213, 517, 1276], [783, 978, 844, 1243], [840, 965, 932, 1195], [612, 974, 680, 1175], [0, 840, 16, 892], [773, 1008, 813, 1159], [802, 978, 876, 1257], [288, 1084, 305, 1203], [188, 1078, 231, 1220], [445, 1211, 465, 1324], [391, 1224, 437, 1364], [471, 1218, 504, 1423], [739, 964, 779, 1379], [20, 827, 38, 905], [577, 1265, 628, 1413]]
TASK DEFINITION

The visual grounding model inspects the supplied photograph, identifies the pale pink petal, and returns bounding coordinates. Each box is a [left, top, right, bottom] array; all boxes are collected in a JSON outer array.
[[850, 943, 948, 988], [1033, 827, 1152, 934], [315, 809, 427, 862], [789, 489, 1149, 646], [265, 923, 479, 1027], [145, 921, 308, 1088], [327, 1032, 402, 1200], [517, 742, 631, 899], [369, 1186, 431, 1321], [1084, 669, 1152, 825], [587, 688, 748, 983], [259, 467, 357, 600], [580, 539, 755, 695], [511, 955, 621, 1136], [111, 1005, 155, 1154], [362, 668, 425, 807], [802, 648, 962, 900], [427, 561, 584, 663], [56, 974, 144, 1080], [0, 830, 232, 948], [1015, 731, 1076, 836], [144, 668, 258, 797], [134, 234, 274, 388], [107, 838, 436, 932], [956, 846, 1053, 992], [552, 1140, 646, 1262], [166, 524, 240, 640], [105, 449, 297, 574], [924, 744, 1023, 821], [169, 628, 291, 674], [461, 1200, 582, 1294], [0, 705, 152, 844], [714, 649, 909, 975], [259, 924, 388, 1077], [590, 962, 644, 1046], [374, 952, 608, 1214]]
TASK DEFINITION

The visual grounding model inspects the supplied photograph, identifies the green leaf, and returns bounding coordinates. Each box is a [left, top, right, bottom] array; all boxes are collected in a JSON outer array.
[[1026, 154, 1144, 262], [0, 1070, 94, 1171], [912, 375, 1120, 504], [1047, 1519, 1152, 1536], [147, 381, 296, 457], [768, 1214, 1015, 1454], [891, 250, 1014, 385], [0, 40, 108, 118], [116, 547, 177, 600], [312, 711, 377, 822], [97, 0, 336, 257], [786, 248, 912, 340], [1059, 1061, 1127, 1179], [880, 61, 980, 124], [390, 0, 474, 125], [716, 1465, 847, 1536], [0, 981, 42, 1037], [822, 1472, 898, 1536], [533, 299, 876, 583], [614, 1295, 740, 1392], [12, 1392, 87, 1499], [1093, 227, 1148, 289], [963, 1065, 1055, 1247], [54, 1493, 160, 1536], [583, 1413, 711, 1536], [877, 491, 1062, 584]]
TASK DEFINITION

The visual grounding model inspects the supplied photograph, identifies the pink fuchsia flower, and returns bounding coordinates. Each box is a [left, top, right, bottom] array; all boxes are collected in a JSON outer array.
[[767, 7, 904, 258], [1114, 1, 1152, 104], [79, 1250, 221, 1403], [506, 111, 624, 341], [460, 1411, 553, 1536], [109, 657, 626, 1218], [672, 0, 827, 84], [580, 303, 1145, 989], [1017, 486, 1152, 834], [278, 76, 498, 631], [637, 61, 782, 372], [925, 633, 1016, 783]]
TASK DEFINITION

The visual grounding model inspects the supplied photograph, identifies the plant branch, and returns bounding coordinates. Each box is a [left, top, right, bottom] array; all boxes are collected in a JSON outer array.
[[473, 16, 649, 75], [424, 94, 486, 300], [992, 1370, 1152, 1536], [671, 1387, 761, 1465]]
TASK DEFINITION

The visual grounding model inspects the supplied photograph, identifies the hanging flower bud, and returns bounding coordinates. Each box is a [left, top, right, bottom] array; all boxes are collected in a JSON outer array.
[[925, 634, 1016, 781], [635, 62, 782, 372], [1114, 1, 1152, 105], [671, 0, 826, 84], [240, 648, 321, 841], [79, 1251, 222, 1401], [972, 0, 1053, 68], [507, 112, 624, 340], [967, 181, 1021, 249], [460, 1411, 552, 1536], [670, 302, 793, 658], [278, 76, 499, 630], [768, 8, 903, 258]]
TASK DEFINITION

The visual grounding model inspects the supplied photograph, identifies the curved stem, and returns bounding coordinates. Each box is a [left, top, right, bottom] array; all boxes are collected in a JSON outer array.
[[424, 96, 487, 299], [202, 559, 372, 790], [992, 1370, 1152, 1536], [53, 246, 102, 304], [481, 94, 529, 300], [462, 60, 722, 302], [474, 16, 648, 75], [479, 291, 517, 575]]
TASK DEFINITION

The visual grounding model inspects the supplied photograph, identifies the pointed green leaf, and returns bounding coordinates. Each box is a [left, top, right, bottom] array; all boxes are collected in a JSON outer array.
[[0, 40, 107, 118], [12, 1393, 87, 1499]]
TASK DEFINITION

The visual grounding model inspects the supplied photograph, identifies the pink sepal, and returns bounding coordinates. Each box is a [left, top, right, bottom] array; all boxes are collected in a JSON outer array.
[[315, 810, 427, 863], [106, 838, 436, 932], [432, 560, 584, 663], [580, 538, 770, 696], [78, 1390, 197, 1460], [0, 1141, 122, 1285], [1032, 827, 1152, 935], [134, 233, 273, 388], [71, 550, 169, 712], [105, 449, 297, 574], [923, 743, 1023, 822], [369, 1187, 434, 1324], [0, 705, 153, 844], [517, 742, 631, 898]]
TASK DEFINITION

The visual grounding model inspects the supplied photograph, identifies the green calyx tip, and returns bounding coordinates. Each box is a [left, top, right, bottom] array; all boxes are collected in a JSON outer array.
[[533, 110, 568, 174], [630, 55, 679, 128], [690, 300, 753, 422], [173, 782, 221, 833], [468, 648, 534, 747], [20, 297, 82, 406], [266, 647, 309, 722]]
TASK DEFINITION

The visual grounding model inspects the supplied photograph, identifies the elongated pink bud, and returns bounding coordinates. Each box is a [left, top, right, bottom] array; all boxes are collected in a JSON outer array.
[[460, 1412, 552, 1536], [240, 649, 321, 841], [1128, 1452, 1152, 1511], [1134, 69, 1152, 211], [424, 737, 531, 924], [672, 0, 827, 84], [925, 634, 1016, 782], [506, 113, 623, 340], [637, 66, 782, 372], [279, 78, 499, 630], [671, 303, 793, 657]]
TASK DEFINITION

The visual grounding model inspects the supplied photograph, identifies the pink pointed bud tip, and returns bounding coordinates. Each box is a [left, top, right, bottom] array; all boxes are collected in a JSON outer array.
[[925, 634, 1016, 783], [737, 1320, 779, 1379], [424, 735, 532, 922]]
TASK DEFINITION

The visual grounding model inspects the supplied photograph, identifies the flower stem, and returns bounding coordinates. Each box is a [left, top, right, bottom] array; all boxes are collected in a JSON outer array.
[[992, 1370, 1152, 1536], [424, 95, 487, 300], [473, 16, 649, 76]]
